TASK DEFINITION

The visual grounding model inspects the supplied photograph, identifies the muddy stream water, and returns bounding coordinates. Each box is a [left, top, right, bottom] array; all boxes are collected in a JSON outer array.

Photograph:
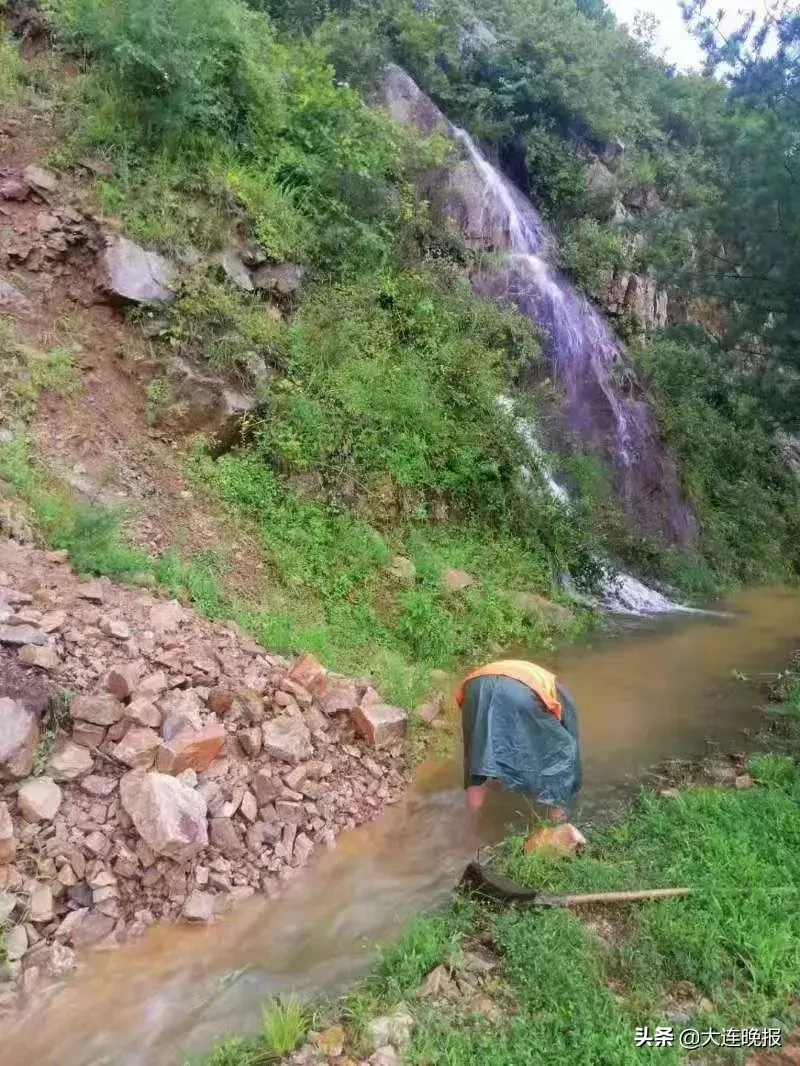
[[4, 587, 799, 1065]]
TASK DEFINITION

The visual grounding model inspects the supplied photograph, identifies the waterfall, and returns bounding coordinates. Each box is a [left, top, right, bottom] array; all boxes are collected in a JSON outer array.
[[380, 64, 698, 549], [497, 396, 695, 615]]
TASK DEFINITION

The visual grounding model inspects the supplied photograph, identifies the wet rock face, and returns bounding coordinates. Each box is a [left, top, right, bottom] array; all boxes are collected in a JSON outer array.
[[379, 64, 697, 548]]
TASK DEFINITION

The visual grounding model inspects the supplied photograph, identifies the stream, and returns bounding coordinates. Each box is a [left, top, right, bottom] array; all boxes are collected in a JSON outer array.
[[4, 586, 799, 1065]]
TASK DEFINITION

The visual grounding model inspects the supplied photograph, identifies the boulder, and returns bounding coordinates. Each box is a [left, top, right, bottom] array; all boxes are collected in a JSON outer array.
[[318, 683, 360, 717], [218, 247, 254, 292], [159, 357, 257, 450], [0, 697, 39, 779], [0, 800, 16, 862], [388, 555, 416, 585], [512, 592, 574, 627], [148, 599, 185, 637], [18, 644, 60, 669], [251, 262, 305, 297], [262, 715, 313, 764], [182, 889, 216, 922], [112, 726, 161, 769], [443, 569, 475, 592], [158, 720, 226, 774], [370, 1049, 399, 1066], [367, 1009, 414, 1052], [120, 770, 208, 861], [125, 696, 162, 730], [29, 882, 54, 923], [71, 693, 125, 726], [46, 739, 94, 781], [106, 663, 143, 701], [23, 164, 58, 194], [0, 277, 31, 312], [314, 1026, 345, 1058], [352, 703, 407, 750], [18, 777, 62, 822], [0, 624, 48, 646], [102, 235, 177, 304], [209, 816, 244, 858], [287, 653, 327, 694], [523, 823, 587, 857]]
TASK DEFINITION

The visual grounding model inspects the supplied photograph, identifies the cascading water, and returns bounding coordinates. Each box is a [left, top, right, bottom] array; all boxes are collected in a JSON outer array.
[[496, 396, 694, 615], [380, 65, 698, 550]]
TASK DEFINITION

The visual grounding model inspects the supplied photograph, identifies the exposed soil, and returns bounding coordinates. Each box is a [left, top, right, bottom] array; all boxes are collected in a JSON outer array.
[[0, 105, 267, 600]]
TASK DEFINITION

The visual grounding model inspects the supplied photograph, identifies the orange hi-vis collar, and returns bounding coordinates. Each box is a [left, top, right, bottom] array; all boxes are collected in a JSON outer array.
[[454, 659, 563, 722]]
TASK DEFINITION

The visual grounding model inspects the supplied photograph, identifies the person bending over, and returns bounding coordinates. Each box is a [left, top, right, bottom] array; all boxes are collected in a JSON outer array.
[[455, 659, 582, 823]]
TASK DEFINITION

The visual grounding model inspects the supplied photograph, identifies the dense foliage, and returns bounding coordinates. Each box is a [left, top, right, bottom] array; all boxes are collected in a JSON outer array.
[[8, 0, 799, 679]]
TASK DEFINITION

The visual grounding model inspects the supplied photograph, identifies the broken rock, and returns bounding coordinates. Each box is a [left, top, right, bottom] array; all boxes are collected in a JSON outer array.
[[112, 726, 161, 769], [18, 776, 62, 822], [148, 599, 185, 636], [106, 663, 143, 701], [120, 770, 208, 861], [262, 715, 312, 764], [351, 703, 407, 750], [159, 720, 225, 774], [0, 800, 16, 862], [209, 816, 244, 858], [125, 696, 162, 730], [318, 683, 360, 717], [0, 697, 39, 779], [523, 823, 587, 858], [367, 1009, 414, 1052], [182, 889, 216, 922], [29, 882, 54, 923], [287, 653, 327, 694], [0, 624, 48, 646], [46, 739, 94, 781], [23, 164, 58, 194], [18, 644, 61, 670], [81, 774, 118, 797], [103, 235, 177, 304], [71, 693, 125, 726]]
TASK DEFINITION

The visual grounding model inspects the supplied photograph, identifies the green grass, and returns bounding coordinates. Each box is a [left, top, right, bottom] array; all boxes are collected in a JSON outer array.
[[0, 28, 22, 104], [190, 449, 587, 696], [0, 437, 587, 709], [261, 997, 308, 1058]]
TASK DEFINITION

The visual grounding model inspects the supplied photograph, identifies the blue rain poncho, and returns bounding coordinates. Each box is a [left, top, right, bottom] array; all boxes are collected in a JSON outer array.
[[461, 675, 582, 808]]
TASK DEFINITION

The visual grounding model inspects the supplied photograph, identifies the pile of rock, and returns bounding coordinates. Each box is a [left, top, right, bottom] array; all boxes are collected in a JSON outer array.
[[0, 536, 410, 1012], [0, 164, 103, 304]]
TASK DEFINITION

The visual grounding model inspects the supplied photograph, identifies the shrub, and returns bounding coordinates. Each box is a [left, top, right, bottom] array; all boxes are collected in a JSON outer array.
[[636, 328, 800, 586]]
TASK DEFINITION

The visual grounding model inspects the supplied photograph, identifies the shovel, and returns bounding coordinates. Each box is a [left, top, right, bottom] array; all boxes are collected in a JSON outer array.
[[459, 860, 691, 908]]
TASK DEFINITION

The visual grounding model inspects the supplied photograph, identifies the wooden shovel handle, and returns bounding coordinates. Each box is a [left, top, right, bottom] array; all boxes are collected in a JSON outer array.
[[545, 887, 692, 907]]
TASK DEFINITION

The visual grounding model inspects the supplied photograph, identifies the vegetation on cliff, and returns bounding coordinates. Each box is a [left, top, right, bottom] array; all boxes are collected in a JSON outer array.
[[1, 0, 799, 696]]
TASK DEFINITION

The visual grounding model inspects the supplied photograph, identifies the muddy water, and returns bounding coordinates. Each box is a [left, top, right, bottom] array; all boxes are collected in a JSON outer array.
[[4, 587, 799, 1065]]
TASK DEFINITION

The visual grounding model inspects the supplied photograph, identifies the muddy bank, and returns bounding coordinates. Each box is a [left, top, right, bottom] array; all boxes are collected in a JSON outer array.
[[0, 534, 411, 1014]]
